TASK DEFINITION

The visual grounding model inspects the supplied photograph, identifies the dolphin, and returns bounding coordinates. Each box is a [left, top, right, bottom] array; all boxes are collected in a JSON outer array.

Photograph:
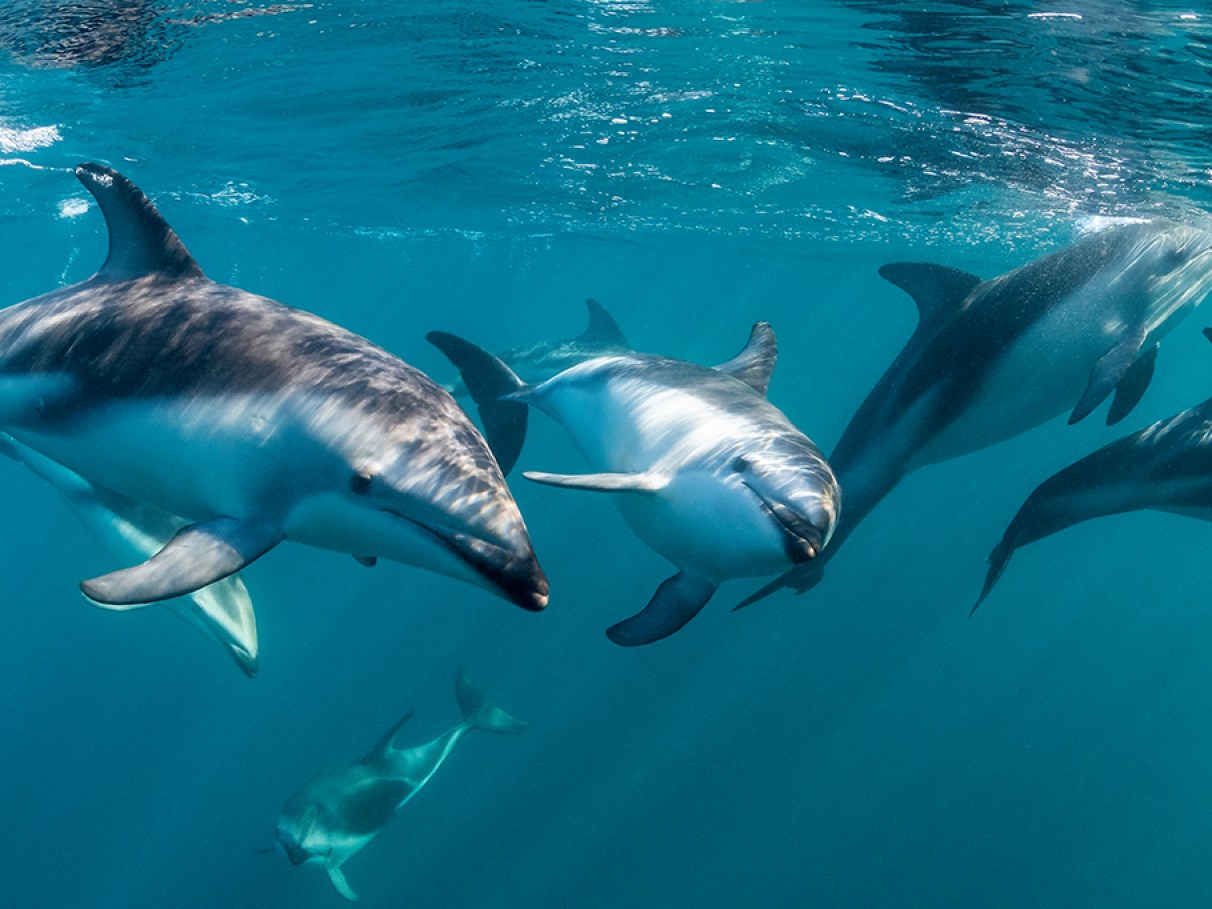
[[738, 220, 1212, 608], [0, 432, 259, 675], [430, 323, 839, 645], [976, 328, 1212, 609], [0, 163, 548, 634], [445, 298, 629, 397], [274, 667, 527, 902]]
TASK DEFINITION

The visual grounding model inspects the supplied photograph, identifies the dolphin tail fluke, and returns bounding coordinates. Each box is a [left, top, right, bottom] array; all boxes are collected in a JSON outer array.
[[454, 667, 528, 734], [606, 572, 717, 646], [972, 537, 1017, 615], [732, 561, 825, 611], [427, 331, 530, 475], [327, 866, 360, 902]]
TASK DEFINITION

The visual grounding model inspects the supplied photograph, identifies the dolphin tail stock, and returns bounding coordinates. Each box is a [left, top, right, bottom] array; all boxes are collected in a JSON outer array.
[[454, 667, 528, 734], [606, 571, 717, 646], [427, 331, 530, 475]]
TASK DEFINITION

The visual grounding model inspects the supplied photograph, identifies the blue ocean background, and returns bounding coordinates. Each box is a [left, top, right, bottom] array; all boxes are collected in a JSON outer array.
[[3, 2, 1212, 906]]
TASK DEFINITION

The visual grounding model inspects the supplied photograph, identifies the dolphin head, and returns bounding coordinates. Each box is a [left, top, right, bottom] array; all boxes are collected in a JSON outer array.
[[275, 809, 328, 867], [284, 397, 549, 612], [1114, 221, 1212, 318], [731, 446, 840, 564]]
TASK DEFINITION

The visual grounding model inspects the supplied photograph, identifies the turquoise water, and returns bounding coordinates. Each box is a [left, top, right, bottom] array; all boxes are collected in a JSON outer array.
[[3, 2, 1212, 906]]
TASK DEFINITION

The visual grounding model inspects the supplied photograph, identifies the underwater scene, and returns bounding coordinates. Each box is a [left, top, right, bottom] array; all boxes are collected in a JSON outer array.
[[3, 1, 1212, 907]]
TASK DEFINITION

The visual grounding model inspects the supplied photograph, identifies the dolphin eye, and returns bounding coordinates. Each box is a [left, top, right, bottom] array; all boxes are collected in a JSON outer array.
[[350, 473, 372, 495], [732, 456, 749, 473]]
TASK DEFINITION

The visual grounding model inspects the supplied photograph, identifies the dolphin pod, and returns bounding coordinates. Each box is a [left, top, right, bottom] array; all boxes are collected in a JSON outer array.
[[13, 166, 1212, 901], [274, 667, 527, 901], [737, 219, 1212, 609], [0, 163, 547, 659], [430, 323, 840, 646], [976, 329, 1212, 609]]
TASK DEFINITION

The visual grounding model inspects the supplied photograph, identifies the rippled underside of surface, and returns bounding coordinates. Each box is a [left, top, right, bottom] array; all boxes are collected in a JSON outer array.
[[0, 1, 1211, 245]]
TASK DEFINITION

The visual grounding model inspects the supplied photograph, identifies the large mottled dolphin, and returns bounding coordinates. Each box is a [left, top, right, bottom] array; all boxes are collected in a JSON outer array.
[[274, 667, 527, 901], [976, 329, 1212, 609], [446, 298, 629, 396], [0, 163, 548, 630], [430, 323, 839, 645], [0, 432, 259, 675], [738, 220, 1212, 608]]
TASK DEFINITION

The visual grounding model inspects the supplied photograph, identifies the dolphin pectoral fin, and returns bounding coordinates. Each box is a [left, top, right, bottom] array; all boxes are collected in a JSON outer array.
[[732, 562, 825, 611], [80, 517, 282, 606], [606, 572, 717, 646], [972, 537, 1017, 615], [714, 322, 777, 395], [580, 298, 629, 347], [1069, 329, 1146, 424], [353, 554, 377, 567], [326, 866, 360, 902], [522, 470, 669, 493], [0, 436, 259, 675], [427, 331, 529, 474], [1106, 342, 1158, 425]]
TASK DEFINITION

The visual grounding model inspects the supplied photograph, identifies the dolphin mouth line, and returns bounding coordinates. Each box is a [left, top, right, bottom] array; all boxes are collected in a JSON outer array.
[[377, 507, 548, 610], [741, 480, 822, 562]]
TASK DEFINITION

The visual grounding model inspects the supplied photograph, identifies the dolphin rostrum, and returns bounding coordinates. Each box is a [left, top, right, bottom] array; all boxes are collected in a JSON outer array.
[[430, 323, 839, 645], [274, 667, 527, 901], [0, 432, 258, 675], [0, 163, 548, 637], [976, 328, 1212, 609], [738, 220, 1212, 608], [446, 298, 629, 396]]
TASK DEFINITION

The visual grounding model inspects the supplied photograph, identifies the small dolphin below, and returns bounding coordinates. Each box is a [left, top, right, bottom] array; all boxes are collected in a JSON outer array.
[[738, 219, 1212, 609], [0, 432, 258, 674], [445, 298, 630, 396], [976, 328, 1212, 609], [274, 667, 527, 901], [0, 163, 547, 639], [430, 323, 839, 645]]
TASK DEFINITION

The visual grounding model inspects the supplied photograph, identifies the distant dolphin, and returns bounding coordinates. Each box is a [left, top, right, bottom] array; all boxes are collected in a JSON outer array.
[[976, 329, 1212, 609], [446, 298, 629, 397], [430, 323, 839, 645], [738, 220, 1212, 608], [0, 433, 258, 675], [275, 667, 527, 902], [0, 163, 548, 636]]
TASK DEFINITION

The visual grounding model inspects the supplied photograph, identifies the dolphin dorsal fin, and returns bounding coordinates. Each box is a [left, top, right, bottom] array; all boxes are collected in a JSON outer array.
[[878, 262, 981, 326], [714, 322, 777, 395], [75, 163, 205, 282], [579, 299, 629, 346], [368, 710, 416, 761]]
